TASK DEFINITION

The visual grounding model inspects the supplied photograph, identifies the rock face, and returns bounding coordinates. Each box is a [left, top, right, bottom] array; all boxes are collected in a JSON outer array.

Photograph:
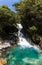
[[39, 40, 42, 50], [0, 42, 11, 49], [0, 34, 19, 49]]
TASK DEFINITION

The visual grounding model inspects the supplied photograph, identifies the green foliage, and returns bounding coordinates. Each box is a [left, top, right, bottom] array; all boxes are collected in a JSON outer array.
[[29, 26, 37, 40], [12, 0, 42, 44], [15, 14, 20, 23], [0, 5, 16, 24], [29, 26, 37, 32], [0, 5, 18, 40], [0, 0, 42, 43], [14, 0, 42, 36]]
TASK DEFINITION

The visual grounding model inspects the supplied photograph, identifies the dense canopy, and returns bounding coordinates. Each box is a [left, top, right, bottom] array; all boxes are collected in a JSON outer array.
[[0, 5, 18, 40], [13, 0, 42, 43], [0, 0, 42, 44]]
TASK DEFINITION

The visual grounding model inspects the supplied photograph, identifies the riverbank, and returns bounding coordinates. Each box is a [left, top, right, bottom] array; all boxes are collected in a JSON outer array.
[[31, 39, 42, 50], [0, 37, 42, 56], [0, 38, 18, 49], [26, 37, 42, 50], [0, 41, 11, 49], [0, 39, 41, 51], [0, 41, 17, 65]]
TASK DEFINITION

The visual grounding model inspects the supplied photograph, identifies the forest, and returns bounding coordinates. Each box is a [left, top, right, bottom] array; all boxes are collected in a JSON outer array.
[[0, 0, 42, 45], [0, 0, 42, 65]]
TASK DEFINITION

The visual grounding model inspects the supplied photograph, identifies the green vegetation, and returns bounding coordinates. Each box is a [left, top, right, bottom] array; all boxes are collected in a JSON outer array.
[[0, 5, 18, 40], [0, 0, 42, 45], [13, 0, 42, 44]]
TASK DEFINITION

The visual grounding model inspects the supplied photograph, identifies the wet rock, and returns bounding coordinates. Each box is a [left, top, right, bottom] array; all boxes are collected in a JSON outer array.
[[39, 43, 42, 50]]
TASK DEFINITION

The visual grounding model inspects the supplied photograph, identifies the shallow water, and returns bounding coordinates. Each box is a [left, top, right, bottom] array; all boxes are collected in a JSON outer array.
[[3, 45, 42, 65]]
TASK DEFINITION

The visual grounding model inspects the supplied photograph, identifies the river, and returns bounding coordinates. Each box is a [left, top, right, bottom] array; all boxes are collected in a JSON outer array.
[[2, 23, 42, 65]]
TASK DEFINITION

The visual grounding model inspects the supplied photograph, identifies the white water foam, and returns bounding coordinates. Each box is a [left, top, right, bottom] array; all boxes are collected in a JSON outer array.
[[17, 23, 40, 51], [18, 37, 33, 48], [17, 23, 33, 48]]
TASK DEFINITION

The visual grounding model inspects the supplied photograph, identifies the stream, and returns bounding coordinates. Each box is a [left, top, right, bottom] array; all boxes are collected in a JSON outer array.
[[2, 23, 42, 65]]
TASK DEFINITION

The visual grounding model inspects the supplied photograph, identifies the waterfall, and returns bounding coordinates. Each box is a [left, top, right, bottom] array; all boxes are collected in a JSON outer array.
[[17, 23, 33, 48], [17, 23, 40, 51]]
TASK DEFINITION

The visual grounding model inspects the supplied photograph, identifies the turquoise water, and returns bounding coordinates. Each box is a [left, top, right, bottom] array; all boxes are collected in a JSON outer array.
[[3, 45, 42, 65]]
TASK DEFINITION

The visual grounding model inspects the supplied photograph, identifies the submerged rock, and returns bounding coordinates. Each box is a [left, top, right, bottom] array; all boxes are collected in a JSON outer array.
[[0, 58, 7, 65]]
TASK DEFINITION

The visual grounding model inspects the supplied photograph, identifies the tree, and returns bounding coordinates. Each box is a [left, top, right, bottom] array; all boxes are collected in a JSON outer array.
[[12, 0, 42, 44], [13, 0, 42, 36], [0, 5, 18, 40]]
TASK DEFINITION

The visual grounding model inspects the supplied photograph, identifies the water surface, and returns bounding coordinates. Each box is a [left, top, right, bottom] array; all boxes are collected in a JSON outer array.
[[3, 45, 42, 65]]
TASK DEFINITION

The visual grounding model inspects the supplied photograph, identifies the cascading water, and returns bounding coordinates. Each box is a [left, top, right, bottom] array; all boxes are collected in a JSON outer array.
[[17, 23, 39, 50], [17, 23, 33, 48], [2, 23, 42, 65]]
